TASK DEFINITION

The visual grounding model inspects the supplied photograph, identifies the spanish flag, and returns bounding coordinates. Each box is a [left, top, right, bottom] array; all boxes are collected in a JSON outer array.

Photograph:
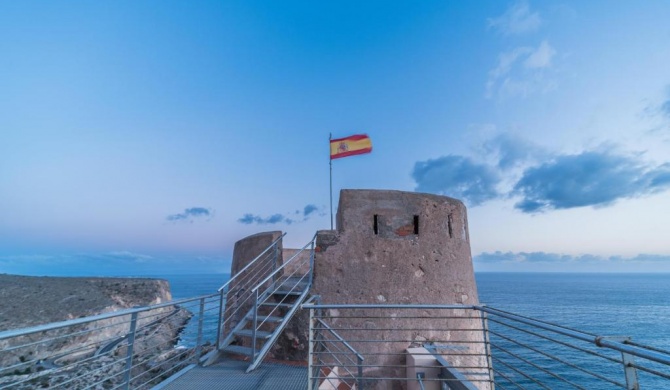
[[330, 134, 372, 160]]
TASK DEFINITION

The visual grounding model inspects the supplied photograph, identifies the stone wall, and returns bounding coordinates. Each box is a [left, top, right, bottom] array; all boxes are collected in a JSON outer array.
[[312, 189, 489, 389]]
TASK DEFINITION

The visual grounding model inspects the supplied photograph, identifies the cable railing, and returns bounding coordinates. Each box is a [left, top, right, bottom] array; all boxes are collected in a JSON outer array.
[[302, 303, 490, 390], [0, 293, 220, 390], [480, 306, 670, 390], [243, 233, 316, 371], [303, 303, 670, 390], [216, 233, 285, 350]]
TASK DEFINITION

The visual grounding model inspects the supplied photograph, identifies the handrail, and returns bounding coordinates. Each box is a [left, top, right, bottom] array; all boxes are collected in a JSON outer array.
[[217, 232, 286, 292], [316, 319, 364, 362], [251, 233, 316, 293], [0, 292, 219, 341], [303, 303, 477, 310], [477, 306, 670, 366]]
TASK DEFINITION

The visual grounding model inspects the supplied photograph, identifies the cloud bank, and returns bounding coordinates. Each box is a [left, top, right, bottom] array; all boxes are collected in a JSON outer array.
[[167, 207, 213, 222], [412, 134, 670, 213], [238, 213, 295, 225], [412, 156, 500, 206], [514, 152, 670, 212], [238, 204, 323, 225], [475, 251, 670, 270]]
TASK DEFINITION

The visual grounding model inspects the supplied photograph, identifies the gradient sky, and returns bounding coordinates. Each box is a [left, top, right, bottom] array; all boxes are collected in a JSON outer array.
[[2, 1, 670, 275]]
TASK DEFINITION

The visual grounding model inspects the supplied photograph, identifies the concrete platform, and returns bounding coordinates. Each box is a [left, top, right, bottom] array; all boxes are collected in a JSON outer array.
[[156, 359, 307, 390]]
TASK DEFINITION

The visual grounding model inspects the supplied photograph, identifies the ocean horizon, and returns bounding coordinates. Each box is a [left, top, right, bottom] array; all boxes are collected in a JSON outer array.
[[147, 272, 670, 348]]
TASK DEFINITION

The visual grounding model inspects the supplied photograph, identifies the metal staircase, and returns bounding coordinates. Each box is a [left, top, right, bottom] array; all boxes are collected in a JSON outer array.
[[212, 234, 315, 373]]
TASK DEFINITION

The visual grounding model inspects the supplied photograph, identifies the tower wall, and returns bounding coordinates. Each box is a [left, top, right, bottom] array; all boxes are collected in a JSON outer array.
[[312, 190, 488, 389]]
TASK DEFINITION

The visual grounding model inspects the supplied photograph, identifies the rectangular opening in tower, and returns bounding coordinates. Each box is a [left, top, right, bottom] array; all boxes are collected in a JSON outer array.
[[373, 214, 379, 235], [413, 215, 419, 235], [447, 214, 453, 238]]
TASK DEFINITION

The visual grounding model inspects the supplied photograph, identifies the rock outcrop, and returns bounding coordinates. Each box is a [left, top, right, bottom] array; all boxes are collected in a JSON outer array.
[[0, 274, 195, 389]]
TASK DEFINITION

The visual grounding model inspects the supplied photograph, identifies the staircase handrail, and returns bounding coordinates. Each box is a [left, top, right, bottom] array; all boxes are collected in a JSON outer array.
[[251, 233, 317, 293], [217, 232, 286, 292]]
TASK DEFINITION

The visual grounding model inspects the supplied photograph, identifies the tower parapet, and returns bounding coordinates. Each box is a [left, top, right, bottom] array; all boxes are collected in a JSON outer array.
[[314, 189, 479, 306]]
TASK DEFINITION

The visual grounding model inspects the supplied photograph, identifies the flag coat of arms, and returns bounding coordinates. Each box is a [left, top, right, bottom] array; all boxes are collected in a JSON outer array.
[[330, 134, 372, 159]]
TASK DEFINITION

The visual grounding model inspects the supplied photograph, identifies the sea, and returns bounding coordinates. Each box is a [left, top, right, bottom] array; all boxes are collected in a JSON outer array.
[[154, 272, 670, 388]]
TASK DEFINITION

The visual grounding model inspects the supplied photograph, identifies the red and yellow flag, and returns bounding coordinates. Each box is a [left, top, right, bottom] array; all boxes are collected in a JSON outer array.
[[330, 134, 372, 160]]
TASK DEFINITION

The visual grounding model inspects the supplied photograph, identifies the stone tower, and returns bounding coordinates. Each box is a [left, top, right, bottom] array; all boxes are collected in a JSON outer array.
[[312, 189, 479, 306], [311, 189, 488, 390]]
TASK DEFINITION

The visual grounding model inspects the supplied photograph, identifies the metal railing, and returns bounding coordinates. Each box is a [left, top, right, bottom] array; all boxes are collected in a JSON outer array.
[[0, 293, 221, 390], [244, 233, 316, 371], [303, 303, 670, 390], [216, 233, 285, 351], [480, 306, 670, 390], [303, 303, 490, 390]]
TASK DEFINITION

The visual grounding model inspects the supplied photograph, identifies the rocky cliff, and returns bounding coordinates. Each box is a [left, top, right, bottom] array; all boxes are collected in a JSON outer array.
[[0, 275, 175, 331], [0, 274, 195, 389]]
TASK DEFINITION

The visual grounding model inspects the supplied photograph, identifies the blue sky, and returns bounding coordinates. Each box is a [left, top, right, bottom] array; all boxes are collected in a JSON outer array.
[[2, 1, 670, 275]]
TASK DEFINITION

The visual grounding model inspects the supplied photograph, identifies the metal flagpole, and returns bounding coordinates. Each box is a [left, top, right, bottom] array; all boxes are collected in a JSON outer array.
[[329, 133, 333, 230]]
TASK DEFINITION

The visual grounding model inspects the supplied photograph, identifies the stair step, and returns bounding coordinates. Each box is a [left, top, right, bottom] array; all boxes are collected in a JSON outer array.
[[260, 301, 293, 308], [234, 329, 273, 339], [246, 314, 283, 323], [273, 289, 303, 295], [223, 345, 255, 356], [278, 280, 308, 286]]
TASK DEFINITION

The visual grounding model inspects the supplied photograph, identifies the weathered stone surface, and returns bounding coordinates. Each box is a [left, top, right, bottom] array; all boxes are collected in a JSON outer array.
[[315, 189, 479, 306], [311, 189, 489, 390], [230, 231, 284, 277]]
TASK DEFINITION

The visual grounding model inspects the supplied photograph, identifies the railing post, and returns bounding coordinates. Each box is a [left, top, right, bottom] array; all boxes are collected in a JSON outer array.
[[357, 354, 364, 390], [620, 337, 640, 390], [417, 372, 426, 390], [194, 297, 205, 363], [309, 238, 315, 286], [478, 306, 495, 390], [308, 306, 316, 390], [216, 289, 225, 349], [123, 312, 138, 390], [252, 289, 259, 360], [272, 242, 279, 281]]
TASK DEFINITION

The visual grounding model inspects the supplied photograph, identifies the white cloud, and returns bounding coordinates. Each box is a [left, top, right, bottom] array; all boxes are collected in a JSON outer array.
[[488, 1, 541, 36], [524, 40, 556, 69], [486, 41, 558, 99]]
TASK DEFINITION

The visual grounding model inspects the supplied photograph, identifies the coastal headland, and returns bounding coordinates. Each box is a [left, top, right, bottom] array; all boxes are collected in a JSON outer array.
[[0, 274, 194, 389]]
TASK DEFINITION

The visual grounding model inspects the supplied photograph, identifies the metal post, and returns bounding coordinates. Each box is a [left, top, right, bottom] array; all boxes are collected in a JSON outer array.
[[357, 354, 364, 390], [216, 289, 225, 349], [308, 307, 316, 390], [195, 297, 205, 363], [309, 238, 315, 286], [621, 351, 640, 390], [417, 372, 426, 390], [252, 289, 259, 361], [272, 242, 278, 278], [620, 337, 640, 390], [123, 312, 138, 390], [478, 307, 495, 390], [329, 133, 333, 230]]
